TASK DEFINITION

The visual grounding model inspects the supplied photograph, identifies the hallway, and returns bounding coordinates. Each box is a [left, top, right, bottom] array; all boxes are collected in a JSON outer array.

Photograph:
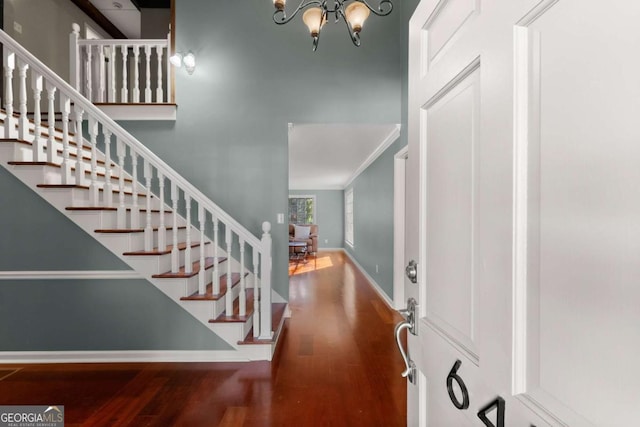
[[0, 251, 407, 426]]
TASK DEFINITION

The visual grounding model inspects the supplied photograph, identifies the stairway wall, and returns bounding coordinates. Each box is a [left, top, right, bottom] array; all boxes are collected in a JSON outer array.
[[119, 0, 407, 301], [0, 168, 231, 352]]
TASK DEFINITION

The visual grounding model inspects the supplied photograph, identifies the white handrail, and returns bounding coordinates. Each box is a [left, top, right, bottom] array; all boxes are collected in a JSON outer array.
[[1, 29, 263, 250], [77, 39, 168, 46], [0, 27, 273, 338]]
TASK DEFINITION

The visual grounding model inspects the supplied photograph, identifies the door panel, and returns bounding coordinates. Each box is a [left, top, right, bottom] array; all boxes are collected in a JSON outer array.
[[424, 65, 480, 363], [512, 1, 640, 425], [406, 0, 640, 426]]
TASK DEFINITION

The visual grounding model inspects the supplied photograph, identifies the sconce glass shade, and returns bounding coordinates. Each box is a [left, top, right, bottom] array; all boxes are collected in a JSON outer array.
[[345, 1, 370, 33], [183, 51, 196, 74], [302, 7, 326, 37], [169, 52, 182, 67], [273, 0, 286, 11]]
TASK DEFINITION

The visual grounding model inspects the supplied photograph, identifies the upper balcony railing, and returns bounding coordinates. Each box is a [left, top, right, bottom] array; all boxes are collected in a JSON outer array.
[[69, 23, 173, 105]]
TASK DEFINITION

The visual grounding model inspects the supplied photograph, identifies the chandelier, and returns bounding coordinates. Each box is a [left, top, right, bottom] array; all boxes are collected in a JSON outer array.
[[272, 0, 393, 51]]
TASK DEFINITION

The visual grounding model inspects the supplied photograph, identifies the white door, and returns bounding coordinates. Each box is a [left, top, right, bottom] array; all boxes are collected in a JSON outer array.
[[399, 0, 640, 426]]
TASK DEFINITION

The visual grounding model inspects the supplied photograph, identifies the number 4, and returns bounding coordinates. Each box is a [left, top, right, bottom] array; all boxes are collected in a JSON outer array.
[[477, 396, 505, 427]]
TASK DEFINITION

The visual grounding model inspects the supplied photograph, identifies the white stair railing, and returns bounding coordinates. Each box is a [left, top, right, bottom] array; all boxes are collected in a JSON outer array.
[[1, 29, 273, 340], [70, 24, 172, 104]]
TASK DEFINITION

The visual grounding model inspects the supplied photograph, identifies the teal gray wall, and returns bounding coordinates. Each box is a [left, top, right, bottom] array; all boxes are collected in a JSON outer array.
[[343, 0, 419, 300], [0, 0, 412, 352], [344, 137, 405, 298], [0, 279, 231, 351], [0, 167, 230, 351], [289, 190, 344, 249], [120, 0, 405, 301]]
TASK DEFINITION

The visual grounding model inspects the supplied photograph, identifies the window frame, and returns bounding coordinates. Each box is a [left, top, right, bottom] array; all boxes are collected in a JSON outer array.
[[288, 194, 317, 225], [345, 187, 354, 247]]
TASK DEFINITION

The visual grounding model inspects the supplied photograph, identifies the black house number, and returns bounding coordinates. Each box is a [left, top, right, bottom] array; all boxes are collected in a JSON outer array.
[[445, 359, 536, 427]]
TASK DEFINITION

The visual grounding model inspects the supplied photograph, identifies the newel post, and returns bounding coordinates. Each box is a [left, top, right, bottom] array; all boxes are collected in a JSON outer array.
[[259, 221, 273, 340], [70, 23, 80, 91]]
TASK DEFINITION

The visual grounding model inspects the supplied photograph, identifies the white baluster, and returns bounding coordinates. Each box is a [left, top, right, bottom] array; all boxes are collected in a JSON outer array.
[[108, 45, 116, 102], [130, 151, 140, 229], [144, 45, 152, 102], [253, 250, 260, 338], [73, 106, 85, 186], [17, 60, 29, 141], [59, 94, 71, 185], [239, 238, 246, 316], [144, 160, 153, 251], [85, 45, 92, 101], [166, 31, 172, 103], [225, 227, 233, 316], [157, 172, 166, 249], [259, 222, 273, 340], [213, 217, 220, 295], [120, 45, 128, 102], [45, 82, 56, 164], [156, 45, 164, 102], [116, 139, 126, 229], [98, 45, 105, 102], [133, 46, 140, 103], [184, 195, 192, 274], [170, 182, 179, 272], [69, 24, 80, 91], [103, 129, 113, 207], [3, 51, 15, 139], [198, 205, 206, 295], [88, 116, 99, 205], [31, 72, 44, 162]]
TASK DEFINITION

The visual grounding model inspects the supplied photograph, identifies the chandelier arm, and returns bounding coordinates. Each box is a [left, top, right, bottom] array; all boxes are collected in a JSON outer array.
[[338, 8, 361, 47], [273, 0, 324, 25], [357, 0, 393, 16]]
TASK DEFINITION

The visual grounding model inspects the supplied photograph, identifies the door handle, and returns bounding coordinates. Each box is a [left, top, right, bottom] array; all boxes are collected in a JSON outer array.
[[405, 260, 418, 283], [395, 298, 417, 384]]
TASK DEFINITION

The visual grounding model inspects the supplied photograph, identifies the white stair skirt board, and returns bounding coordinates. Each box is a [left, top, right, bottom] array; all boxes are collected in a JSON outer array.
[[341, 249, 395, 310]]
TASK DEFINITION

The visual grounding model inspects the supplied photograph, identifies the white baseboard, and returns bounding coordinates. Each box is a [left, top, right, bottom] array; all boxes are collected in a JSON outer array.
[[0, 270, 142, 280], [0, 350, 255, 364], [341, 249, 395, 310]]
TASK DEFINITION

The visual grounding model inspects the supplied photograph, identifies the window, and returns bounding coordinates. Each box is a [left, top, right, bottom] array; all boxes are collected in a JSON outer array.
[[288, 195, 316, 225], [345, 188, 354, 246]]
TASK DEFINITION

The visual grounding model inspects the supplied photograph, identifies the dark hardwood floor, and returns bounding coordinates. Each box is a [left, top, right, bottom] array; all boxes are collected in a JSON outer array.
[[0, 251, 407, 426]]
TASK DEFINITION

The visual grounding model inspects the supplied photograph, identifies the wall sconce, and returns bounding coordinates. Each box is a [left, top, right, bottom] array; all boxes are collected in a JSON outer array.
[[170, 50, 196, 75]]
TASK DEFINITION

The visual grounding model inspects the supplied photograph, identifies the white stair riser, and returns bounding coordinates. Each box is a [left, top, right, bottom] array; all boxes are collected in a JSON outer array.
[[68, 210, 183, 230], [95, 228, 188, 253], [124, 244, 213, 276]]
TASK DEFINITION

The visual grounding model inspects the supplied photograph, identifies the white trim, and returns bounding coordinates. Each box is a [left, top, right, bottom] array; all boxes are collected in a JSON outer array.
[[344, 187, 354, 247], [343, 124, 402, 188], [0, 270, 142, 280], [95, 104, 177, 121], [342, 249, 394, 310], [289, 184, 344, 191], [393, 145, 409, 309], [0, 350, 254, 364]]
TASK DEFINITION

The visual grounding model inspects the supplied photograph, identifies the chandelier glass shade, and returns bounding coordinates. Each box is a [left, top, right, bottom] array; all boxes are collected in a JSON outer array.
[[272, 0, 393, 51]]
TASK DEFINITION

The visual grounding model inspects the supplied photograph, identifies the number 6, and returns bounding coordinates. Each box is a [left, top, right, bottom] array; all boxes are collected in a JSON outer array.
[[446, 359, 469, 410]]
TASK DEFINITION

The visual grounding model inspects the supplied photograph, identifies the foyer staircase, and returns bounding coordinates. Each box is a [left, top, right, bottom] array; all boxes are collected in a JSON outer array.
[[0, 30, 287, 361]]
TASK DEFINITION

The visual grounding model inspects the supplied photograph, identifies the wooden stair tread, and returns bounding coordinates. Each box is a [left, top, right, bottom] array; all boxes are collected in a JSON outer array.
[[238, 303, 288, 345], [124, 241, 211, 256], [66, 207, 172, 213], [210, 289, 255, 323], [8, 161, 134, 183], [152, 256, 228, 279], [36, 184, 149, 197], [0, 138, 32, 146], [180, 272, 245, 301], [95, 225, 187, 233]]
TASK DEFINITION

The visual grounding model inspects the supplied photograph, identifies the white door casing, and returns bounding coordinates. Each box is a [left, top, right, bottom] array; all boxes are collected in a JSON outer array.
[[404, 0, 640, 426]]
